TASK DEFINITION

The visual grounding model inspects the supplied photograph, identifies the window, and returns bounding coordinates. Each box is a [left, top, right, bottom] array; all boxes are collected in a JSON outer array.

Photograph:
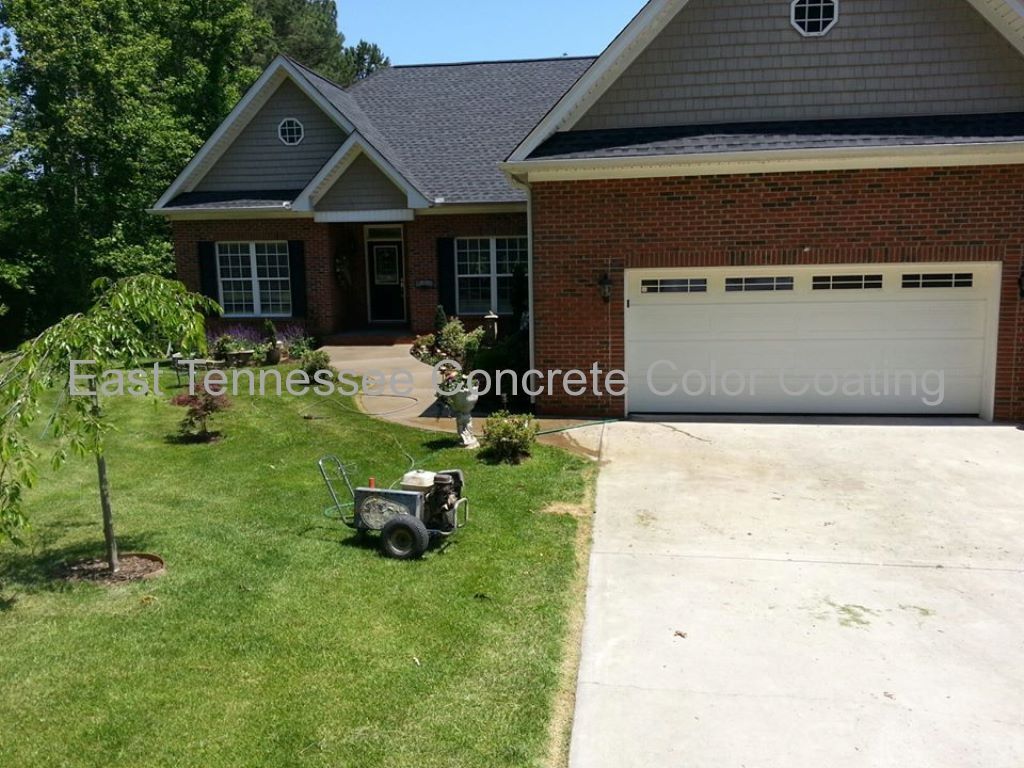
[[278, 118, 304, 146], [641, 278, 708, 294], [902, 273, 974, 289], [455, 237, 529, 315], [813, 274, 884, 290], [725, 276, 795, 292], [216, 242, 292, 317], [791, 0, 838, 37]]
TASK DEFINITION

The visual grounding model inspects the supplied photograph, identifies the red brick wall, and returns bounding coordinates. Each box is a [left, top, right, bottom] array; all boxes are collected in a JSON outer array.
[[171, 219, 339, 336], [170, 213, 527, 338], [404, 213, 527, 334], [531, 165, 1024, 421]]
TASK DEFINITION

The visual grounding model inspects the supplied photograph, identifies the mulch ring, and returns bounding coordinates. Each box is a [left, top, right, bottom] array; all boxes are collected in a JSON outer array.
[[60, 553, 166, 584]]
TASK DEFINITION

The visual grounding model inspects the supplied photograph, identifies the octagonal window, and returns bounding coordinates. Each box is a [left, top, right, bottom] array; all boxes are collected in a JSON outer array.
[[791, 0, 839, 37], [278, 118, 304, 146]]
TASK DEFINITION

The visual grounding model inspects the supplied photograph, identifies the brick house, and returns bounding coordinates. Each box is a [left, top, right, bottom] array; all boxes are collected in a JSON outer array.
[[155, 0, 1024, 421]]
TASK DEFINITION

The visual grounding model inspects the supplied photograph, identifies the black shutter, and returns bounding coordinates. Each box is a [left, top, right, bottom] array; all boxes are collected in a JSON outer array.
[[288, 240, 307, 318], [437, 237, 456, 317], [198, 242, 218, 301]]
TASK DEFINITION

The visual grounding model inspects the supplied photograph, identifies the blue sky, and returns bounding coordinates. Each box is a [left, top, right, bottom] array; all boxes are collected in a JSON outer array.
[[338, 1, 648, 65]]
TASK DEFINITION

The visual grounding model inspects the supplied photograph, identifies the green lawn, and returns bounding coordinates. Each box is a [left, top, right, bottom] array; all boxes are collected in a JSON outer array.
[[0, 376, 591, 767]]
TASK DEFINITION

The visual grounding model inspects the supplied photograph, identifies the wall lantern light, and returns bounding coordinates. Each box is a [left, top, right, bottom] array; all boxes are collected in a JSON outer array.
[[598, 273, 613, 302]]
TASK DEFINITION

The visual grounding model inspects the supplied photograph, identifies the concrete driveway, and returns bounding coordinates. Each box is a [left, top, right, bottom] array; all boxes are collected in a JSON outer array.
[[571, 419, 1024, 768]]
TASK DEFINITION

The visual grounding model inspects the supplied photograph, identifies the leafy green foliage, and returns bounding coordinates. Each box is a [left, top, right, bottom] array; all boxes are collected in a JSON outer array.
[[339, 39, 389, 85], [481, 411, 539, 465], [411, 318, 486, 370], [299, 349, 333, 379], [0, 275, 218, 545], [249, 0, 389, 85], [0, 0, 263, 346]]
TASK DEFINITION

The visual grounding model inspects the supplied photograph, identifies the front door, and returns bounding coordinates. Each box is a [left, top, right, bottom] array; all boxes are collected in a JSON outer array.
[[367, 241, 406, 323]]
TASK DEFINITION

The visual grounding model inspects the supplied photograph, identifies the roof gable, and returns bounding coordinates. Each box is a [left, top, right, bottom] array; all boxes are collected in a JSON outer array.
[[193, 79, 346, 193], [509, 0, 1024, 161], [314, 153, 407, 211], [576, 0, 1024, 131]]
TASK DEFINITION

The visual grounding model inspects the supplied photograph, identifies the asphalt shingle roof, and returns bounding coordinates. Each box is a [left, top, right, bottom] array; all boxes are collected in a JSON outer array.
[[528, 113, 1024, 161], [343, 57, 594, 203]]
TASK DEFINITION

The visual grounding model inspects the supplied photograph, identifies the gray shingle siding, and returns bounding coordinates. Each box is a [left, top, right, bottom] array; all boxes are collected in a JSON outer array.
[[315, 153, 407, 210], [576, 0, 1024, 131], [195, 79, 347, 193]]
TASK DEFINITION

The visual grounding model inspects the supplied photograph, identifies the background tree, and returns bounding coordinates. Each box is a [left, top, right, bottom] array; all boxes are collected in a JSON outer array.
[[0, 275, 217, 569], [0, 0, 387, 348], [249, 0, 389, 85]]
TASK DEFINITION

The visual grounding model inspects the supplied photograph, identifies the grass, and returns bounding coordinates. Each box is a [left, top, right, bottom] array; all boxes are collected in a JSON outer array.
[[0, 374, 593, 767]]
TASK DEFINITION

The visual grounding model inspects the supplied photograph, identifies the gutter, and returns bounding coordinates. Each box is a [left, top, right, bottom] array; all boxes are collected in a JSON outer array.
[[500, 140, 1024, 182]]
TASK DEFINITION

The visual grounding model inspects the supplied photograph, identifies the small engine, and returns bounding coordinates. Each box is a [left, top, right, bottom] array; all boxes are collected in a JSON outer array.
[[400, 469, 466, 532]]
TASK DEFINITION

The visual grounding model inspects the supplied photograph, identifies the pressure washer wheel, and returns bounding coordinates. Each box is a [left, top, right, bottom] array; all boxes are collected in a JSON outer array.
[[380, 516, 430, 560]]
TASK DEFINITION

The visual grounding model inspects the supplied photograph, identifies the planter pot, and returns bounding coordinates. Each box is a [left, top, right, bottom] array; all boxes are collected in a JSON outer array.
[[451, 387, 480, 414], [450, 387, 480, 449], [226, 350, 254, 367], [266, 344, 283, 365]]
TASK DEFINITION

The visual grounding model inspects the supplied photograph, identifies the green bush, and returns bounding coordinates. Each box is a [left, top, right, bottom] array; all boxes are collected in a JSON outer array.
[[300, 350, 335, 380], [481, 410, 538, 465]]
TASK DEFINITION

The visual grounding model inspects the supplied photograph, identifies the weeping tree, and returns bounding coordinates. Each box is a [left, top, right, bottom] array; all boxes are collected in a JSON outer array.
[[0, 275, 218, 571]]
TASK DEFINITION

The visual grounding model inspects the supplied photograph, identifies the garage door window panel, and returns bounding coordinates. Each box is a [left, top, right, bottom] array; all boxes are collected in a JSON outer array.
[[725, 276, 795, 292], [813, 274, 884, 291], [641, 278, 708, 294], [902, 273, 974, 289]]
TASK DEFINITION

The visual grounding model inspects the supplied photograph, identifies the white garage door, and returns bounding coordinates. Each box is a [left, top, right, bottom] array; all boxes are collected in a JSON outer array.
[[625, 263, 1001, 417]]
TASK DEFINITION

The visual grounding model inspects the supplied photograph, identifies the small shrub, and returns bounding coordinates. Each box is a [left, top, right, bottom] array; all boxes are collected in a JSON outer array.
[[300, 349, 334, 380], [433, 304, 448, 333], [481, 410, 538, 464], [263, 320, 278, 344], [411, 318, 485, 370], [170, 384, 231, 442], [285, 334, 315, 360]]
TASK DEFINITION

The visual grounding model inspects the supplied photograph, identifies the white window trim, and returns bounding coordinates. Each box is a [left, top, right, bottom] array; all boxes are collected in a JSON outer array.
[[277, 117, 305, 146], [454, 236, 529, 317], [216, 241, 293, 318], [790, 0, 839, 37]]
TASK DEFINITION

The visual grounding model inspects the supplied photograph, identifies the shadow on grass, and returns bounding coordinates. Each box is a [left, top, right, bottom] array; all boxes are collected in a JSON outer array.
[[0, 535, 152, 591], [422, 437, 463, 453], [163, 432, 224, 446]]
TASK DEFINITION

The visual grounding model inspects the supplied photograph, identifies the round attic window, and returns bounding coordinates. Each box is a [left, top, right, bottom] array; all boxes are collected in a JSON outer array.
[[791, 0, 838, 37], [278, 118, 304, 146]]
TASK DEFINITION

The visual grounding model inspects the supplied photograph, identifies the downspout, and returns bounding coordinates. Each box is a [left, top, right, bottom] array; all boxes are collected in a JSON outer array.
[[526, 183, 536, 396]]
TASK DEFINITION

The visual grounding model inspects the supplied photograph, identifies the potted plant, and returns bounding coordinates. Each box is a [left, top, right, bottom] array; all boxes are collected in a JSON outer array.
[[212, 332, 254, 367], [264, 320, 283, 365], [411, 312, 485, 448]]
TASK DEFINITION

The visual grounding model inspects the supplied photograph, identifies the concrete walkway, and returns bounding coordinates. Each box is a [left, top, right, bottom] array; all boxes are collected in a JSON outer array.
[[571, 419, 1024, 768], [321, 343, 607, 458]]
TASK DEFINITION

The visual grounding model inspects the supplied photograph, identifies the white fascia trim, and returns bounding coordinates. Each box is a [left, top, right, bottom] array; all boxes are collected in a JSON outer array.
[[966, 0, 1024, 57], [153, 57, 357, 210], [294, 134, 431, 212], [508, 0, 689, 162], [501, 141, 1024, 182], [313, 209, 415, 223]]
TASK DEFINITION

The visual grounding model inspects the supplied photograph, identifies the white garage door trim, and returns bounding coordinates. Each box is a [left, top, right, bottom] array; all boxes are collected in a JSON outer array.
[[623, 262, 1002, 419]]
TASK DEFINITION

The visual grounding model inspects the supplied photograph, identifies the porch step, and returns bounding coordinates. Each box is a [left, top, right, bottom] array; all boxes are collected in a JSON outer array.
[[321, 329, 416, 346]]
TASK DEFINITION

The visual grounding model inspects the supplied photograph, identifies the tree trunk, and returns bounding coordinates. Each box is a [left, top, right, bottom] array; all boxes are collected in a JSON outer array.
[[96, 453, 119, 573]]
